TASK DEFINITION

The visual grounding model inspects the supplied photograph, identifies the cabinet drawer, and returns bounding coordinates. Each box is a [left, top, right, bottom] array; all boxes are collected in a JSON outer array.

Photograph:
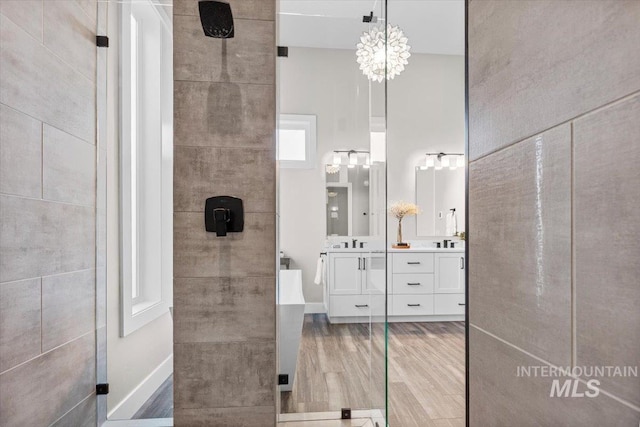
[[330, 295, 385, 318], [392, 273, 434, 294], [392, 253, 434, 274], [392, 295, 434, 316], [434, 294, 465, 315]]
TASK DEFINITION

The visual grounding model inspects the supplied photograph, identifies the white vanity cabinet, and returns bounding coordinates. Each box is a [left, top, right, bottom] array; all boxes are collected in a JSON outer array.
[[329, 253, 362, 295], [325, 249, 465, 323], [435, 253, 465, 293], [326, 251, 385, 322], [390, 251, 465, 320]]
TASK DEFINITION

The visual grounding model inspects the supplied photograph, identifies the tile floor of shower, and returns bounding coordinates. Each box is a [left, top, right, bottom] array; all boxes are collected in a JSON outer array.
[[135, 315, 465, 426]]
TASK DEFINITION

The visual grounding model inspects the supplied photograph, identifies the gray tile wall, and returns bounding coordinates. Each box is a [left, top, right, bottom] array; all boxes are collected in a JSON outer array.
[[0, 1, 98, 426], [469, 1, 640, 425], [172, 0, 277, 425]]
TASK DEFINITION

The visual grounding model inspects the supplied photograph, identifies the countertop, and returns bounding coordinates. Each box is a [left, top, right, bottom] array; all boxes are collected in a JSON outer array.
[[325, 246, 464, 254]]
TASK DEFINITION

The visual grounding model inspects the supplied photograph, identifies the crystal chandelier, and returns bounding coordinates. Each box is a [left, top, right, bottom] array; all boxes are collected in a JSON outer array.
[[325, 165, 340, 174], [356, 24, 411, 82]]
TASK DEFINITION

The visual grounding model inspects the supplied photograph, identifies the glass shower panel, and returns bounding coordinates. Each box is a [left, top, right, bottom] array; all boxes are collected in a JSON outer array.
[[367, 2, 388, 424], [96, 0, 108, 424], [277, 0, 388, 424], [385, 1, 466, 426], [99, 0, 175, 423]]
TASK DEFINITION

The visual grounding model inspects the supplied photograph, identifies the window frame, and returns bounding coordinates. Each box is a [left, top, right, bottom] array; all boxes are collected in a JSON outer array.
[[119, 0, 173, 337], [278, 114, 317, 169]]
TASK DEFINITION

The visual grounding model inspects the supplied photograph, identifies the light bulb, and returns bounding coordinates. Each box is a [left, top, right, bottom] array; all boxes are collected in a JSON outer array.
[[333, 153, 341, 165], [449, 156, 457, 170], [425, 155, 435, 168]]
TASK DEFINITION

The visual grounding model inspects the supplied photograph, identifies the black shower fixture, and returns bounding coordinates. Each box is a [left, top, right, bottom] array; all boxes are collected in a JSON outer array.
[[198, 1, 234, 38], [362, 11, 377, 23]]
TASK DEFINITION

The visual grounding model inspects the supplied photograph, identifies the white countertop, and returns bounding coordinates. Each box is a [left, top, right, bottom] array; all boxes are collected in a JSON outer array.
[[388, 247, 464, 252], [325, 246, 464, 253]]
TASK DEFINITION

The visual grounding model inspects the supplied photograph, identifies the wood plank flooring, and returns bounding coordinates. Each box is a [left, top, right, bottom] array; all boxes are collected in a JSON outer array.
[[282, 315, 465, 427], [133, 375, 174, 419], [132, 315, 465, 426]]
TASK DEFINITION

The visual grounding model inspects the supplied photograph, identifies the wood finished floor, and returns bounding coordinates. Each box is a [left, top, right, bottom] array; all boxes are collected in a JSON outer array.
[[132, 316, 465, 426], [282, 315, 465, 427], [133, 374, 173, 419]]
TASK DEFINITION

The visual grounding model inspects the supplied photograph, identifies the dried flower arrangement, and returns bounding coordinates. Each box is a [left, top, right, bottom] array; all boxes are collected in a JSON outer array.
[[388, 201, 419, 248]]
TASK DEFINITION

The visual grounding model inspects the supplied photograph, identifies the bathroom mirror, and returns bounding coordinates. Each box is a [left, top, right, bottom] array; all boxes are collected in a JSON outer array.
[[416, 166, 465, 236], [325, 164, 370, 237]]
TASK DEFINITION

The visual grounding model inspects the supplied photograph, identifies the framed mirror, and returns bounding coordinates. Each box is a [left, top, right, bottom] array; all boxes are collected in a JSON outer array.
[[416, 154, 465, 236]]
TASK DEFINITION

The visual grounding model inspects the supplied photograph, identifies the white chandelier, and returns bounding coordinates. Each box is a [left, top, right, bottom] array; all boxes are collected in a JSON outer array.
[[356, 24, 411, 82]]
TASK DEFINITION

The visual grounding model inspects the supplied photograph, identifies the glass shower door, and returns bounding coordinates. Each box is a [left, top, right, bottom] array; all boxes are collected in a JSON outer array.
[[276, 0, 389, 424]]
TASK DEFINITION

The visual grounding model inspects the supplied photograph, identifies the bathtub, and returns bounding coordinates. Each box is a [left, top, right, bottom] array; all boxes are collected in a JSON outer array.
[[278, 269, 305, 392]]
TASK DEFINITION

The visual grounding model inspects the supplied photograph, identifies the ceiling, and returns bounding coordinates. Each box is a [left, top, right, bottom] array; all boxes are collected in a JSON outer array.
[[278, 0, 465, 56]]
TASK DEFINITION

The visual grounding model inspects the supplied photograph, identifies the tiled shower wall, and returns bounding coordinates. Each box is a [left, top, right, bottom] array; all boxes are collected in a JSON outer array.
[[468, 1, 640, 425], [0, 1, 99, 426], [172, 0, 277, 425]]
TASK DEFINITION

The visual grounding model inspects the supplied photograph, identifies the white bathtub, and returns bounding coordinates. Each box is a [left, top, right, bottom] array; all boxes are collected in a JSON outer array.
[[278, 269, 305, 392]]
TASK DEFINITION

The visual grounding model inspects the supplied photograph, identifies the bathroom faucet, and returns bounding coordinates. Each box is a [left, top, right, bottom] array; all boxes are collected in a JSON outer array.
[[352, 239, 358, 248], [443, 239, 451, 248]]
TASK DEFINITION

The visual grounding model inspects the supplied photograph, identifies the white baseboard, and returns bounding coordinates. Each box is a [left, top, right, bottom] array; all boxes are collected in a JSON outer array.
[[304, 303, 325, 314], [108, 354, 173, 420]]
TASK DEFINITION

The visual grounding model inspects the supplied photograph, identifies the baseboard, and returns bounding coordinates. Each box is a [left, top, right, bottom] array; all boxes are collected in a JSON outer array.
[[107, 354, 173, 420], [304, 303, 325, 314]]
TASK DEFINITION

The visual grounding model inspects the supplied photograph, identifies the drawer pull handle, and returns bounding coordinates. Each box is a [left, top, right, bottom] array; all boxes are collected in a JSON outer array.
[[355, 304, 369, 308], [458, 303, 466, 306], [407, 282, 421, 286], [407, 262, 421, 265], [407, 304, 421, 307]]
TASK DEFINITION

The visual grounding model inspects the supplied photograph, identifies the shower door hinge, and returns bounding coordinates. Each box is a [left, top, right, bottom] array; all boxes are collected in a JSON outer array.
[[362, 12, 377, 23], [278, 374, 289, 385], [96, 35, 109, 48], [341, 408, 351, 419], [277, 46, 289, 57], [96, 383, 110, 395]]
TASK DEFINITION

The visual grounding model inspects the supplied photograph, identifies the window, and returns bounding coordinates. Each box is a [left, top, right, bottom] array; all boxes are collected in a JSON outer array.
[[278, 114, 317, 169], [120, 0, 173, 336]]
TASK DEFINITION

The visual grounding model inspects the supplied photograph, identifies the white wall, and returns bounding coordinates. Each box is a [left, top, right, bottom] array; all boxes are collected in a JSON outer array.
[[279, 47, 464, 303], [106, 2, 173, 416], [386, 53, 466, 242]]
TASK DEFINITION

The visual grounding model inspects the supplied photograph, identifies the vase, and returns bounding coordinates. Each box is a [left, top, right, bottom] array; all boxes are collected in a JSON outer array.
[[397, 219, 403, 244]]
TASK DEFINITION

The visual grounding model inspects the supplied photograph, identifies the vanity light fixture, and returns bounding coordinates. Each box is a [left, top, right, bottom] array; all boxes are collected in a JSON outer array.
[[422, 153, 465, 171], [348, 151, 358, 168], [331, 149, 371, 168], [332, 152, 342, 165], [434, 158, 443, 170], [449, 156, 458, 170], [440, 155, 450, 168]]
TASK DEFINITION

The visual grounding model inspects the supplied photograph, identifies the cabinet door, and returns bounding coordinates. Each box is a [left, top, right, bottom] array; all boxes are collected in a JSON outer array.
[[329, 253, 362, 295], [362, 252, 386, 295], [435, 253, 465, 293]]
